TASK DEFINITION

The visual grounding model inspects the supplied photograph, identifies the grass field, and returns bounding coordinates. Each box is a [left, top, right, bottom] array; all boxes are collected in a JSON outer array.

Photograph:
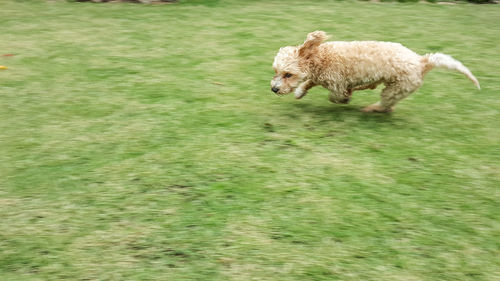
[[1, 0, 499, 280]]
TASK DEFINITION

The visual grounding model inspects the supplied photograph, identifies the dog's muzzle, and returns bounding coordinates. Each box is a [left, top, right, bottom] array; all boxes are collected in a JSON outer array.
[[271, 87, 279, 93]]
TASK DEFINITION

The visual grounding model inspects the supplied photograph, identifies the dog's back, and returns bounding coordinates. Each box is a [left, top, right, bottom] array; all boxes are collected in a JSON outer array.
[[315, 41, 423, 86]]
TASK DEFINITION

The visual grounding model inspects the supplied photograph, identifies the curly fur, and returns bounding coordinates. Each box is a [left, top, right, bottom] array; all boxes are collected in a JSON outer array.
[[271, 31, 480, 112]]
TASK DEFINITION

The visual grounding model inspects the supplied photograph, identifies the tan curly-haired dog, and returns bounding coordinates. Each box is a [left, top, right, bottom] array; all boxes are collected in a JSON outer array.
[[271, 31, 480, 112]]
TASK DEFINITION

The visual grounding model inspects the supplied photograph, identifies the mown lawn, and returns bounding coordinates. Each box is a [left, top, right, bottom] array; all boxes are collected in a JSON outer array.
[[0, 0, 499, 280]]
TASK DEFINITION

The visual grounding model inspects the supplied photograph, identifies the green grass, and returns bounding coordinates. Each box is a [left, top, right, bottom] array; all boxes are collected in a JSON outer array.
[[1, 0, 499, 280]]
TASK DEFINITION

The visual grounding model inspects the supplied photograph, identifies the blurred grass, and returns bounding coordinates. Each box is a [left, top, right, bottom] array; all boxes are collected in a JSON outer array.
[[0, 0, 499, 280]]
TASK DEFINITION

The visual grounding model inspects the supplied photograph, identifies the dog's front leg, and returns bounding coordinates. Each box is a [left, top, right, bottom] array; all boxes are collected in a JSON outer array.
[[294, 80, 317, 99], [328, 89, 352, 104]]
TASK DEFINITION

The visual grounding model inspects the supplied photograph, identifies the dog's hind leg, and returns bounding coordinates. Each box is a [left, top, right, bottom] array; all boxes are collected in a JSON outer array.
[[362, 80, 421, 113]]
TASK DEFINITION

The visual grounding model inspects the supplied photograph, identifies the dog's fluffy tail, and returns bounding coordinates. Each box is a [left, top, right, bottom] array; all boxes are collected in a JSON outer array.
[[423, 53, 480, 89]]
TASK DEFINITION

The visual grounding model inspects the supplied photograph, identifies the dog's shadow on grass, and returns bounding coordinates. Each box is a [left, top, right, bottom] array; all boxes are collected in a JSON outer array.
[[291, 103, 410, 128]]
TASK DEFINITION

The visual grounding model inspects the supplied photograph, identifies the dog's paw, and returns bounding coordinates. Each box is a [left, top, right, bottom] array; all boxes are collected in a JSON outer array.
[[294, 88, 307, 99], [362, 103, 393, 113], [338, 97, 351, 104], [328, 96, 351, 104], [330, 98, 351, 104]]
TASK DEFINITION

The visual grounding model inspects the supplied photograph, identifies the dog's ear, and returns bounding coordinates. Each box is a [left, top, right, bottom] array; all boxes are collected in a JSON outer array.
[[298, 31, 329, 59]]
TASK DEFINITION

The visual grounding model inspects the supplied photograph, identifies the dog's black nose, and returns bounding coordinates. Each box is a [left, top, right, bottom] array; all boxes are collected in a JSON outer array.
[[271, 87, 279, 93]]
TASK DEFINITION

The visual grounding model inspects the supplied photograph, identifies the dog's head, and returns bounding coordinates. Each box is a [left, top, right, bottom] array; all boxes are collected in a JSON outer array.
[[270, 31, 329, 95]]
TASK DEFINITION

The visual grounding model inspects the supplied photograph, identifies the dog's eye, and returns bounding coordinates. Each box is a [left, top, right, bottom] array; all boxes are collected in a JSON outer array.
[[284, 73, 293, 78]]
